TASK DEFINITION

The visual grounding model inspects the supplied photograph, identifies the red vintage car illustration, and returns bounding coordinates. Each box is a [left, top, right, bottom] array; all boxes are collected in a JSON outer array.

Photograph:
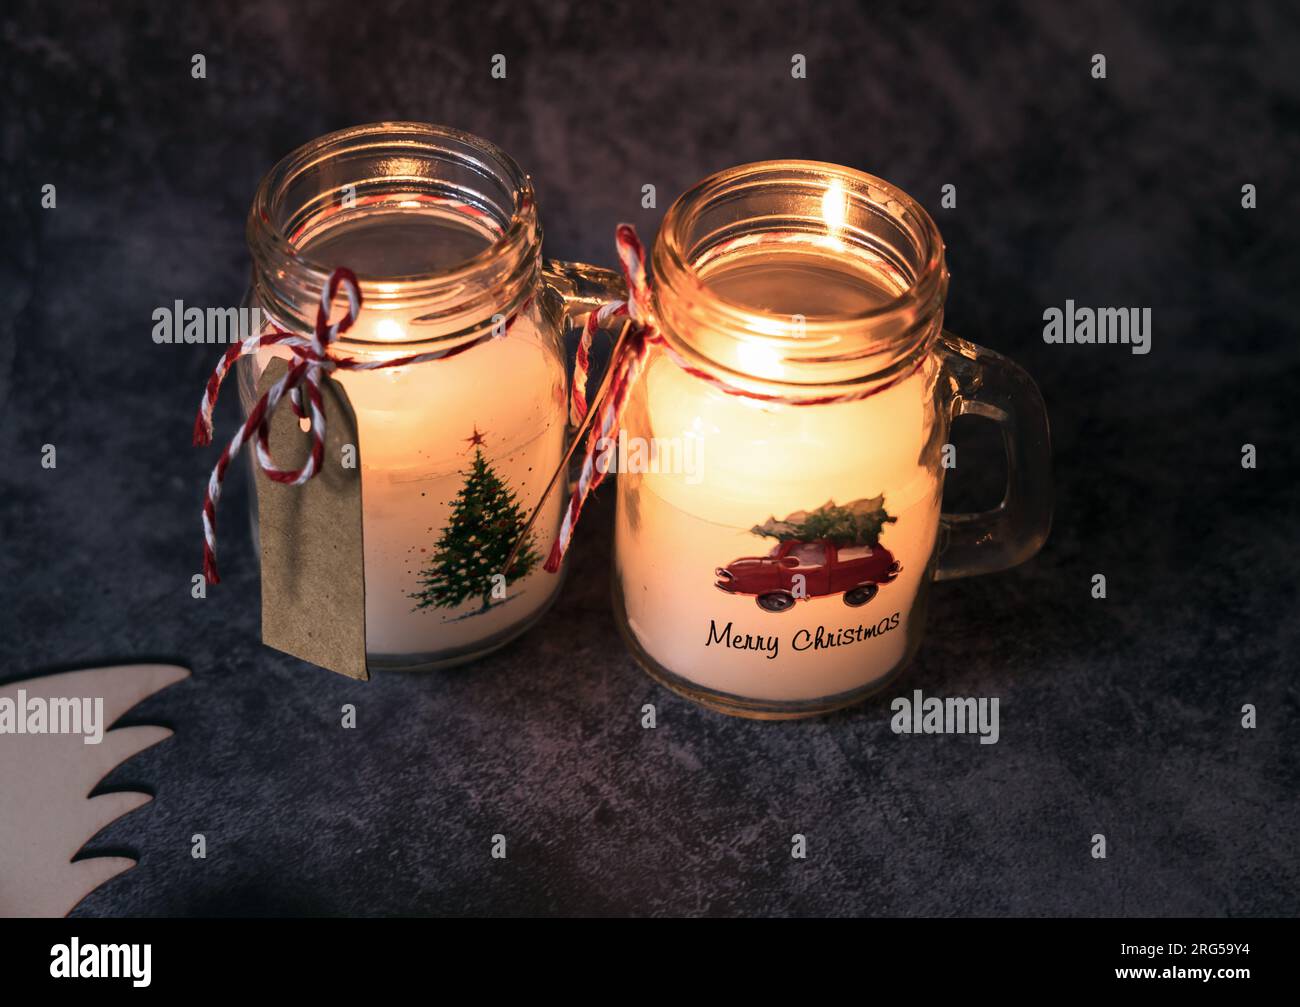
[[714, 539, 901, 612]]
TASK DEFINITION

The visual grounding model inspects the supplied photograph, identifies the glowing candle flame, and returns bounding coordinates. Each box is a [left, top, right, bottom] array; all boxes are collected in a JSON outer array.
[[821, 178, 847, 246], [375, 318, 406, 342], [737, 339, 783, 380]]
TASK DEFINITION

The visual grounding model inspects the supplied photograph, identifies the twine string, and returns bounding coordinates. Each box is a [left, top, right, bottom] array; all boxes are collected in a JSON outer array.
[[193, 267, 530, 584]]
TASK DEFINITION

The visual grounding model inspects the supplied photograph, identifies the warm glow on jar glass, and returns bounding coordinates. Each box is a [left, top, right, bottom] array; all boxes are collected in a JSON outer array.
[[612, 161, 1052, 719]]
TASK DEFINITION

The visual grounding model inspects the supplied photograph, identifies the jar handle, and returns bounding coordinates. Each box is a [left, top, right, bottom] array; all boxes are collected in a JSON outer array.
[[499, 260, 630, 576], [541, 259, 630, 427], [934, 330, 1053, 580], [542, 259, 628, 321]]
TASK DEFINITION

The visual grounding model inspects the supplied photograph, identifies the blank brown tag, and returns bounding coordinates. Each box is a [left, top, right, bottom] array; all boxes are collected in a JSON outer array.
[[255, 358, 368, 680]]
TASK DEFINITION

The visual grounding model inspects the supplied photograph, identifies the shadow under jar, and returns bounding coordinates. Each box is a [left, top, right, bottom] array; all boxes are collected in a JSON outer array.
[[239, 122, 620, 671], [612, 161, 1053, 718]]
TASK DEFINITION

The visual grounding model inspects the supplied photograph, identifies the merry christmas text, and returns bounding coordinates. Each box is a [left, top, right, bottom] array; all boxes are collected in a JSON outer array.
[[705, 612, 901, 660]]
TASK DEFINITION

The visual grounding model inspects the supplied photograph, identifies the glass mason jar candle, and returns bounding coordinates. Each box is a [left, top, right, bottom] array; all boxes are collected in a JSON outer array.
[[238, 122, 618, 671], [612, 161, 1052, 718]]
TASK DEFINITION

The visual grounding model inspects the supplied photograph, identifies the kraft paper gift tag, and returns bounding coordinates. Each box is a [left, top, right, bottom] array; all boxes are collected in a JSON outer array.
[[255, 358, 369, 680]]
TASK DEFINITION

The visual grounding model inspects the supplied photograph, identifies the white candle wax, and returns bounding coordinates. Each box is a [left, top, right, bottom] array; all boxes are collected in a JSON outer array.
[[331, 325, 565, 659], [254, 206, 566, 662]]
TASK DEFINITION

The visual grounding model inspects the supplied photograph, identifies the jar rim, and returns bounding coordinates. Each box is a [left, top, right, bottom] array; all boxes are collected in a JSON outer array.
[[247, 121, 539, 346], [650, 160, 948, 388], [656, 159, 946, 326]]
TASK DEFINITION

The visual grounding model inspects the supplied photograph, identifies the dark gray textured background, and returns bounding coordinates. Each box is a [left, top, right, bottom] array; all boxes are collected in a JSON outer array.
[[2, 0, 1297, 916]]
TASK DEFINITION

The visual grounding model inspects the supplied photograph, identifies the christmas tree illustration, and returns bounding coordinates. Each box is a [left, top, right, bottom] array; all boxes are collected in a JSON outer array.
[[750, 495, 896, 548], [410, 429, 539, 613]]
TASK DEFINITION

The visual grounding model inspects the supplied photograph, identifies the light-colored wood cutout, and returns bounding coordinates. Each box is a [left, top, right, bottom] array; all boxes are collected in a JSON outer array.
[[256, 359, 368, 680], [0, 663, 188, 917]]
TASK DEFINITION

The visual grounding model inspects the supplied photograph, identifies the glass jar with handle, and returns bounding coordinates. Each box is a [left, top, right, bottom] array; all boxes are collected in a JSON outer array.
[[611, 160, 1053, 717]]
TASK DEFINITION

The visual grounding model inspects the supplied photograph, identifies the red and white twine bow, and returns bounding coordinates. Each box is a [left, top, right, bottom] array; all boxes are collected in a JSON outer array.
[[568, 275, 638, 426], [546, 225, 649, 570], [193, 267, 529, 584], [545, 223, 928, 573]]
